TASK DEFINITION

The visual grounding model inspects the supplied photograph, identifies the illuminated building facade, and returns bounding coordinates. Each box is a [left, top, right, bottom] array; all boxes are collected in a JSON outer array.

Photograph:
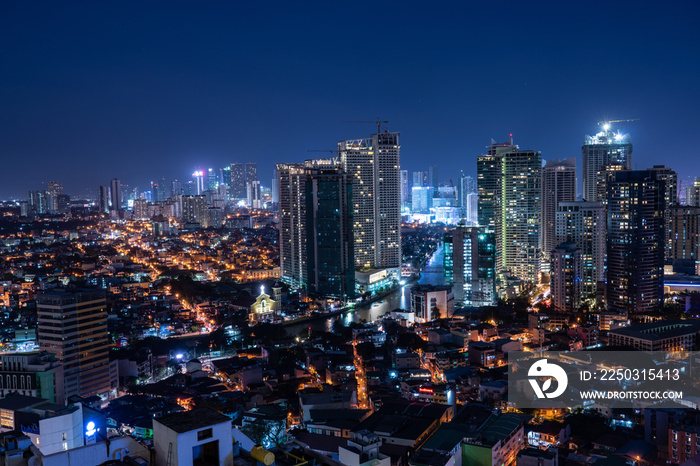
[[541, 158, 576, 263], [606, 170, 665, 314], [478, 138, 541, 282], [230, 162, 246, 199], [582, 124, 632, 202], [550, 241, 582, 313], [444, 226, 496, 306], [277, 160, 355, 298], [338, 131, 401, 270], [556, 201, 606, 298], [37, 290, 112, 402]]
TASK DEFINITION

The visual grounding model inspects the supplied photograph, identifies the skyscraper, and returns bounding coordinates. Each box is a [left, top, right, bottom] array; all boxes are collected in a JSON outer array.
[[411, 187, 432, 213], [230, 163, 246, 199], [110, 178, 121, 211], [500, 147, 542, 281], [277, 160, 355, 297], [400, 170, 409, 208], [277, 163, 308, 290], [339, 131, 401, 270], [478, 138, 541, 282], [428, 165, 439, 187], [98, 186, 110, 213], [595, 163, 628, 205], [648, 165, 678, 261], [444, 226, 496, 306], [37, 289, 112, 402], [550, 242, 582, 313], [412, 171, 426, 188], [669, 206, 700, 263], [182, 195, 209, 225], [27, 190, 48, 216], [247, 180, 262, 209], [245, 163, 258, 186], [556, 201, 606, 298], [582, 123, 632, 202], [477, 138, 514, 229], [207, 168, 218, 191], [305, 159, 355, 298], [686, 178, 700, 206], [47, 181, 63, 213], [541, 158, 576, 264], [606, 170, 665, 314], [192, 170, 205, 195]]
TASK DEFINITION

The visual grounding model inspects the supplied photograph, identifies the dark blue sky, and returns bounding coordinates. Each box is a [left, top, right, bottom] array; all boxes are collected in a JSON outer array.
[[1, 1, 699, 199]]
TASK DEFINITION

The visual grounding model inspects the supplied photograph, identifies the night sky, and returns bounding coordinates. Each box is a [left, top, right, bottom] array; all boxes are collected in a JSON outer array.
[[1, 1, 699, 199]]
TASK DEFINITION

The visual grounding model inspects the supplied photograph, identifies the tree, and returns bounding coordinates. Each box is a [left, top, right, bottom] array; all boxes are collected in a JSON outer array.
[[431, 306, 441, 321], [239, 418, 286, 448]]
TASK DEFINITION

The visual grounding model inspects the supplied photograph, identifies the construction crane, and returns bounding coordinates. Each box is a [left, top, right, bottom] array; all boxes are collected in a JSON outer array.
[[340, 117, 389, 133], [597, 118, 639, 131]]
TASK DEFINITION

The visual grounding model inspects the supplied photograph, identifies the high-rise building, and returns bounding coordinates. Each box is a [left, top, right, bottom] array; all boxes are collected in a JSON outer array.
[[428, 165, 439, 188], [47, 181, 63, 213], [550, 242, 582, 313], [595, 163, 628, 205], [182, 195, 209, 225], [648, 165, 678, 261], [477, 138, 515, 229], [245, 163, 258, 186], [207, 168, 218, 191], [413, 171, 426, 188], [27, 190, 48, 216], [582, 123, 632, 201], [171, 180, 183, 196], [541, 158, 576, 263], [466, 192, 478, 225], [500, 147, 542, 281], [305, 160, 355, 298], [277, 163, 307, 290], [134, 199, 149, 220], [479, 138, 541, 281], [98, 186, 110, 213], [271, 171, 279, 204], [686, 178, 700, 206], [192, 170, 205, 195], [411, 187, 432, 213], [230, 163, 246, 199], [457, 173, 476, 216], [606, 170, 665, 314], [110, 178, 121, 211], [277, 160, 355, 298], [444, 226, 496, 306], [339, 131, 401, 270], [556, 202, 606, 298], [669, 206, 700, 263], [37, 289, 112, 402], [247, 180, 262, 209], [400, 170, 409, 208]]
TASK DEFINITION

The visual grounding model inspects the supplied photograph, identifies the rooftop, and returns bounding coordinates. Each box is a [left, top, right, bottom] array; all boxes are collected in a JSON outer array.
[[609, 319, 700, 341], [154, 408, 230, 433]]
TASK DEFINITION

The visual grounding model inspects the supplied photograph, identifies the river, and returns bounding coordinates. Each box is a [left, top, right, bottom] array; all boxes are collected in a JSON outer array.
[[285, 244, 446, 336]]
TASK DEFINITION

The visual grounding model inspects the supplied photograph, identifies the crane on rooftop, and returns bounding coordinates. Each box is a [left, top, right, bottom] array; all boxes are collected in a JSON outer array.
[[597, 118, 639, 131], [340, 117, 390, 133]]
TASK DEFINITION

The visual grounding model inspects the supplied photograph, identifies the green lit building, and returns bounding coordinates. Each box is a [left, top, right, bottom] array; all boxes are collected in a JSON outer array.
[[444, 226, 496, 307]]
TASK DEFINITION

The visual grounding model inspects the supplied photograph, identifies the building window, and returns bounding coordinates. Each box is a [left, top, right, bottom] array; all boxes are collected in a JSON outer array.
[[197, 428, 213, 441]]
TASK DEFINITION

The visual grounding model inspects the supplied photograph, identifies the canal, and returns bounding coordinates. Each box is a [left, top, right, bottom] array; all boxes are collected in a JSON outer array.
[[285, 244, 446, 336]]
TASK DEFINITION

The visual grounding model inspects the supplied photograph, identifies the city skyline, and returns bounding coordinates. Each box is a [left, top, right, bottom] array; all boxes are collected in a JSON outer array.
[[2, 2, 700, 198]]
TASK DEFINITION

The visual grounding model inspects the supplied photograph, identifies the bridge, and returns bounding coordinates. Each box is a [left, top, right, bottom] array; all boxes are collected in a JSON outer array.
[[421, 266, 444, 273]]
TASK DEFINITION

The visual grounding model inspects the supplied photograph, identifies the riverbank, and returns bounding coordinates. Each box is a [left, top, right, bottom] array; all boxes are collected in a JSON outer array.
[[281, 275, 419, 328]]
